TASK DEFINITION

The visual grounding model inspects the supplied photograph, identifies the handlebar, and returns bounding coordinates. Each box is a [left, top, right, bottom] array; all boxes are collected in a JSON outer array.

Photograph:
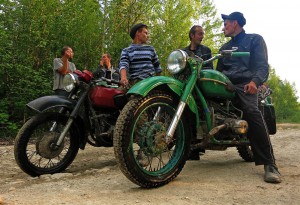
[[221, 50, 250, 57], [203, 50, 250, 65], [100, 77, 121, 86]]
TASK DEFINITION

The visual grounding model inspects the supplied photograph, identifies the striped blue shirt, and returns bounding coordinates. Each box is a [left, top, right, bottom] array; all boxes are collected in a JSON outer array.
[[119, 44, 162, 80]]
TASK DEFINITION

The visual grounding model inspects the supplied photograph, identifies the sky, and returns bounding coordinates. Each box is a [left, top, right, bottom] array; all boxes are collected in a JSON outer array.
[[213, 0, 300, 100]]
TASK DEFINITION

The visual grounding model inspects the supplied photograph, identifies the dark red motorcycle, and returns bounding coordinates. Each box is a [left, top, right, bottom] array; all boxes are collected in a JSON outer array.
[[14, 70, 127, 176]]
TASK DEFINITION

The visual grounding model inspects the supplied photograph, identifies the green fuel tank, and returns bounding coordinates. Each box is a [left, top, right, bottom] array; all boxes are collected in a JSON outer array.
[[199, 69, 235, 99]]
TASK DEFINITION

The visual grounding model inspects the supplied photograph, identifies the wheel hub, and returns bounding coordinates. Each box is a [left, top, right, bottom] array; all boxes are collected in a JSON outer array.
[[37, 134, 64, 159], [141, 121, 167, 155]]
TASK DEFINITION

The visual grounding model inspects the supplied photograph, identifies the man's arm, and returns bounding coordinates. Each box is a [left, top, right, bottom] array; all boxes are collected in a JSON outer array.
[[120, 69, 128, 86], [53, 58, 68, 75], [119, 49, 129, 86], [250, 35, 269, 87], [152, 48, 162, 75], [245, 35, 269, 94], [59, 58, 69, 75]]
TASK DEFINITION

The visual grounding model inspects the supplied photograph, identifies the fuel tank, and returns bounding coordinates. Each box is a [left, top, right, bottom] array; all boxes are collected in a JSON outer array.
[[89, 85, 125, 108], [199, 69, 235, 99]]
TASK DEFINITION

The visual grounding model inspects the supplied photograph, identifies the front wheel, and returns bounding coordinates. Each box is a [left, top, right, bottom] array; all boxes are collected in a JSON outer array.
[[14, 112, 80, 176], [113, 91, 191, 188]]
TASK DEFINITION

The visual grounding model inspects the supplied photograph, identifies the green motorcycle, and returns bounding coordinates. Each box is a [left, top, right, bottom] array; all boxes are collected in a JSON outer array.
[[113, 49, 276, 188]]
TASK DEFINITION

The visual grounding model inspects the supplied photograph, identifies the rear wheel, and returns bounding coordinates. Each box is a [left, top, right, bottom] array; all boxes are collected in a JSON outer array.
[[14, 112, 80, 176], [114, 91, 191, 188]]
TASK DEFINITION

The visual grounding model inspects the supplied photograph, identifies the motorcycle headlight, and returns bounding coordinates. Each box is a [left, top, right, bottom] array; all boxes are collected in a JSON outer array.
[[63, 73, 78, 92], [167, 50, 188, 74]]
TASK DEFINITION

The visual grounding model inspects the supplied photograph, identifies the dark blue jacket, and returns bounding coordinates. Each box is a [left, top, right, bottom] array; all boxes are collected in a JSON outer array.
[[183, 44, 213, 69], [93, 66, 120, 81], [216, 30, 269, 86]]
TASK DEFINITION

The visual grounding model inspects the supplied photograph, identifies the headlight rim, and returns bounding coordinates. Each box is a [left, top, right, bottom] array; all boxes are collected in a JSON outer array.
[[167, 49, 188, 74], [63, 73, 78, 92]]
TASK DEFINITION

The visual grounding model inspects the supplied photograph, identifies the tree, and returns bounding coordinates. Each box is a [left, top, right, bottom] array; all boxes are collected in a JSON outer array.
[[2, 0, 298, 139], [149, 0, 201, 72], [266, 68, 299, 121], [60, 0, 103, 69], [102, 0, 161, 66], [196, 0, 226, 54]]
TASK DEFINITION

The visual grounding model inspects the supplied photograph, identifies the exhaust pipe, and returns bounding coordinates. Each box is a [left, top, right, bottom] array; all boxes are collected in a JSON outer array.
[[209, 119, 248, 135]]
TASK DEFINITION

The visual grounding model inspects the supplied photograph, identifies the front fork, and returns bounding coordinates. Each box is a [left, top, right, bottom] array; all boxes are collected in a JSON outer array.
[[165, 71, 198, 143], [53, 90, 89, 148], [49, 92, 76, 132], [50, 107, 66, 132]]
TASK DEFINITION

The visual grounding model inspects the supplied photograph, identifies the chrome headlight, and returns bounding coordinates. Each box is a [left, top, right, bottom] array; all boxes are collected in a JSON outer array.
[[167, 50, 188, 74], [63, 73, 78, 92]]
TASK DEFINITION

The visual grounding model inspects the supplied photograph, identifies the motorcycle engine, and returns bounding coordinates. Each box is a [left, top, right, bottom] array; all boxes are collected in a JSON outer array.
[[209, 100, 248, 140]]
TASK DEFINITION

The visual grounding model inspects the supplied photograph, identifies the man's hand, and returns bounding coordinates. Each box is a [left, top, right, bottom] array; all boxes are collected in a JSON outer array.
[[120, 78, 128, 87], [65, 50, 72, 58], [244, 81, 258, 94], [100, 59, 104, 67], [120, 69, 128, 87]]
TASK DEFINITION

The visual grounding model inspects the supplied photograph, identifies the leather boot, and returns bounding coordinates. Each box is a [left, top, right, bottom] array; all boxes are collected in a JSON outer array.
[[264, 164, 282, 183], [188, 149, 200, 160]]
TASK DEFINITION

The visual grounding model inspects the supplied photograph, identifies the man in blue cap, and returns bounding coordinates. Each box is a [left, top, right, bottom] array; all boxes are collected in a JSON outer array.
[[217, 12, 281, 183]]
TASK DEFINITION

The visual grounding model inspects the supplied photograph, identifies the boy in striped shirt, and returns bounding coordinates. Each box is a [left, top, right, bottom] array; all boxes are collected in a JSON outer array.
[[119, 23, 162, 88]]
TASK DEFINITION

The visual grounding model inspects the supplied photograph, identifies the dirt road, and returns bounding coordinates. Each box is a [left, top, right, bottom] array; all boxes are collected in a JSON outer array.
[[1, 125, 299, 205]]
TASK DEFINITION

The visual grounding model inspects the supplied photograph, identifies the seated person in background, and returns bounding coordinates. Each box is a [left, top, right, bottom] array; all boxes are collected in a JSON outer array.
[[93, 53, 120, 81]]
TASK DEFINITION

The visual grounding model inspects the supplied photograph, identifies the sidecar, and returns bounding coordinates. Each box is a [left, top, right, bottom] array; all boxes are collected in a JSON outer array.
[[258, 87, 276, 134]]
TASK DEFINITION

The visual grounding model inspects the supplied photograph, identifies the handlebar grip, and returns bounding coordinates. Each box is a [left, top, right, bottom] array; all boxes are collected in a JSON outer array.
[[231, 52, 250, 57]]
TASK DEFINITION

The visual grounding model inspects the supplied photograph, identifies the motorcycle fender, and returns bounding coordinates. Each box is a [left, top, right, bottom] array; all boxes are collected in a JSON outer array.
[[127, 76, 197, 114], [26, 95, 76, 113]]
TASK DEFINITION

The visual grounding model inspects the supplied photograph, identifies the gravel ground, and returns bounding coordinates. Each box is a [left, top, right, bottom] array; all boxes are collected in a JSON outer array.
[[0, 124, 299, 205]]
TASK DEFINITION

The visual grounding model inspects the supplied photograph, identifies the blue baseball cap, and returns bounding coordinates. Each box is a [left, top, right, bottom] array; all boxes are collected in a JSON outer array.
[[221, 12, 246, 27]]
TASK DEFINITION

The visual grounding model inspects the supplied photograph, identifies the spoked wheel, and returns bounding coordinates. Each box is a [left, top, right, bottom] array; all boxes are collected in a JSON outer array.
[[114, 91, 190, 188], [14, 112, 80, 176], [87, 134, 101, 147], [237, 145, 254, 162]]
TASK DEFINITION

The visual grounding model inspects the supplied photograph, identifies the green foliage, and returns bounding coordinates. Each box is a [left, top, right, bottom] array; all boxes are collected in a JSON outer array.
[[0, 112, 18, 138], [266, 68, 300, 122], [197, 0, 226, 54], [149, 0, 202, 73], [1, 0, 299, 139]]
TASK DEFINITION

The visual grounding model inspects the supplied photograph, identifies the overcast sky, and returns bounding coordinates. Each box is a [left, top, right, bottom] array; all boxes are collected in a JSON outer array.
[[213, 0, 300, 100]]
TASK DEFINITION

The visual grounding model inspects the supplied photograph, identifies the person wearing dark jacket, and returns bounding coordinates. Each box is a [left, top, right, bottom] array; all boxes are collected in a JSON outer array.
[[183, 25, 213, 160], [93, 53, 120, 81], [182, 25, 213, 70], [216, 12, 281, 183]]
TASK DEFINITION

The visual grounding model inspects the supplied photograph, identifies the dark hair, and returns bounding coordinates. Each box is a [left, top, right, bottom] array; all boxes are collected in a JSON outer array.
[[103, 53, 111, 59], [61, 46, 71, 57], [130, 23, 148, 39], [189, 25, 203, 40]]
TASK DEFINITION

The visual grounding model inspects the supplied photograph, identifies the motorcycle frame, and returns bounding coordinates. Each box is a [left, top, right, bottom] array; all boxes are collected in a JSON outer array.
[[26, 78, 127, 149], [126, 58, 208, 140], [125, 54, 251, 147]]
